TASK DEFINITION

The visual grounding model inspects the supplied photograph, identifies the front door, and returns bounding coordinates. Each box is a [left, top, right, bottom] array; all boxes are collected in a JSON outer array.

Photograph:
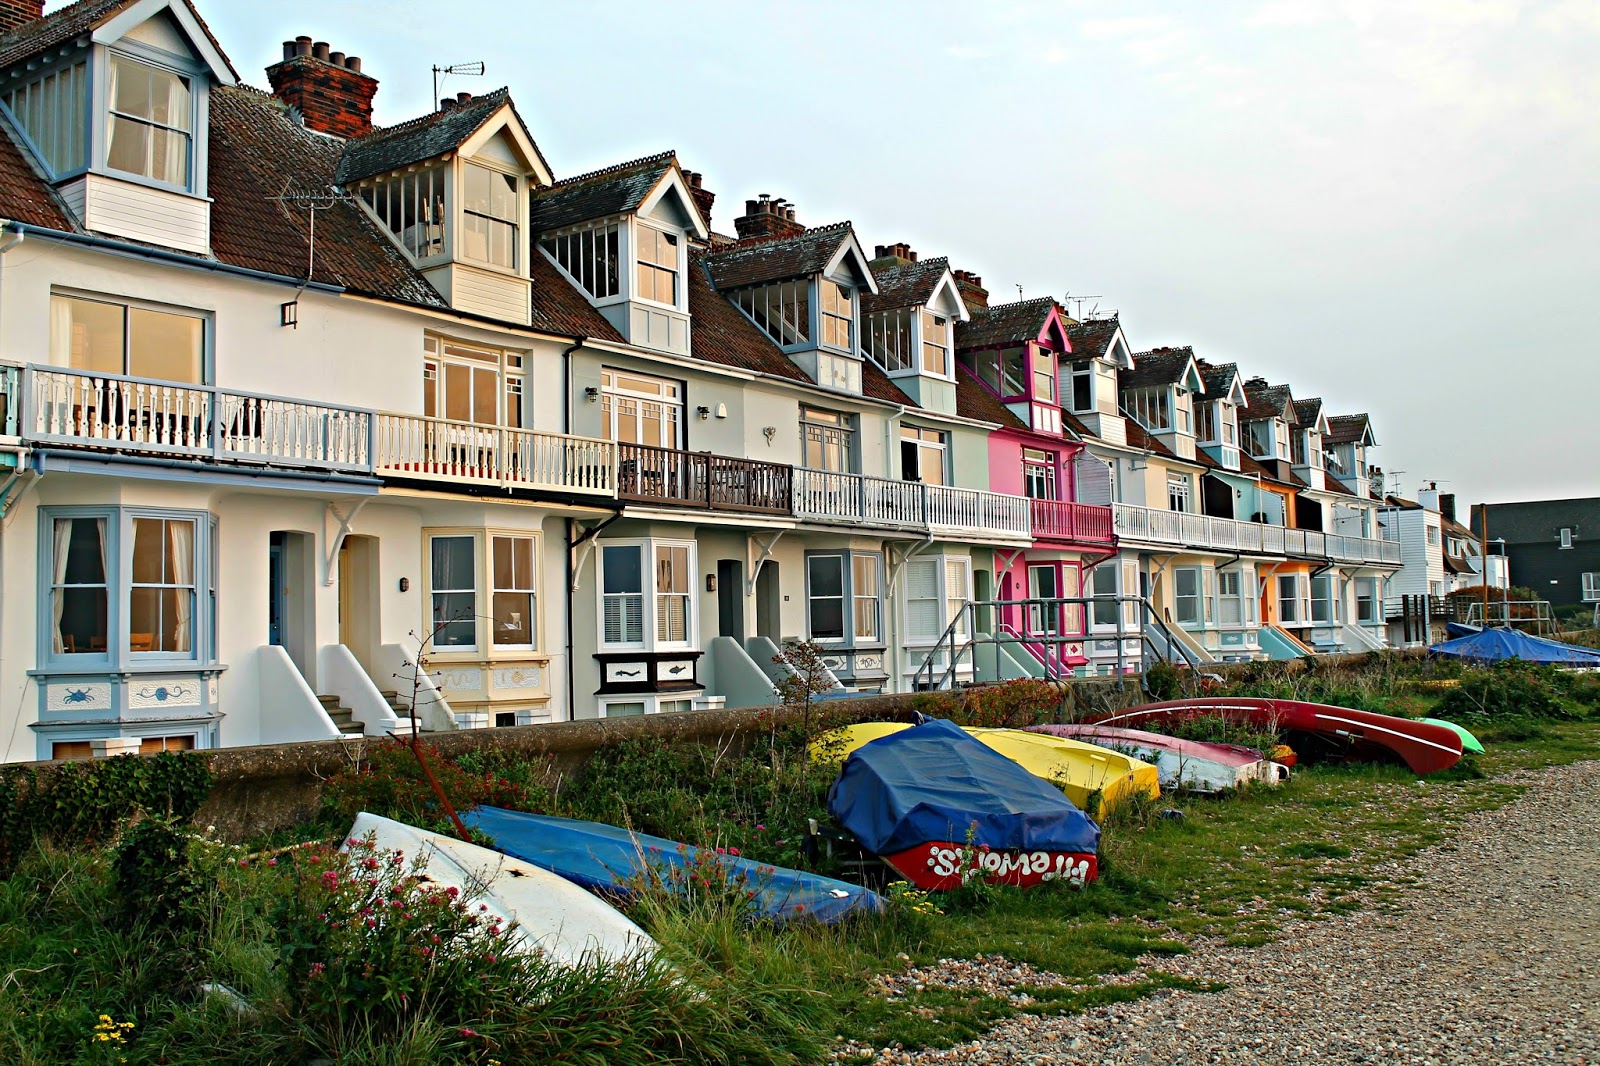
[[755, 561, 780, 643], [717, 559, 745, 642], [337, 535, 380, 675], [269, 533, 286, 647]]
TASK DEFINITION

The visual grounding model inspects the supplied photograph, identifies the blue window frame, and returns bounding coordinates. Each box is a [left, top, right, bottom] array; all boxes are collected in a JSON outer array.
[[40, 506, 217, 671]]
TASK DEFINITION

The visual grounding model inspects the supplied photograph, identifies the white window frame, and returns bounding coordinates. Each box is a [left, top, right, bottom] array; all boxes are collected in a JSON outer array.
[[806, 553, 848, 645], [919, 309, 952, 378], [50, 290, 210, 384], [806, 551, 884, 647], [600, 368, 682, 449], [633, 221, 682, 310], [1277, 573, 1304, 624], [424, 336, 525, 428], [1559, 528, 1573, 549], [490, 534, 538, 650], [1022, 449, 1057, 501], [1167, 475, 1191, 514], [903, 555, 973, 646], [427, 533, 480, 652], [1173, 566, 1205, 627], [1310, 574, 1336, 624], [901, 425, 948, 485], [1068, 361, 1094, 413], [540, 221, 622, 300], [460, 160, 521, 272], [105, 51, 195, 191], [1581, 572, 1599, 602], [597, 538, 697, 652], [819, 279, 855, 352], [801, 406, 854, 473]]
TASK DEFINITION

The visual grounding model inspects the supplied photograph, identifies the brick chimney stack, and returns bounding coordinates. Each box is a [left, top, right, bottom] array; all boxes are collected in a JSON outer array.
[[873, 243, 917, 264], [266, 36, 378, 138], [953, 269, 988, 311], [683, 170, 715, 229], [734, 193, 805, 241], [0, 1, 42, 35]]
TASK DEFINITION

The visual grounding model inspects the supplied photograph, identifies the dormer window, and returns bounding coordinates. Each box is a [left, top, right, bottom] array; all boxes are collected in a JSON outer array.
[[635, 226, 679, 305], [820, 281, 854, 350], [1032, 346, 1056, 403], [5, 61, 88, 176], [107, 54, 192, 187], [461, 162, 519, 270], [921, 312, 949, 376], [1124, 387, 1172, 430], [1068, 361, 1093, 412], [734, 280, 810, 346], [540, 222, 620, 298], [362, 165, 448, 261]]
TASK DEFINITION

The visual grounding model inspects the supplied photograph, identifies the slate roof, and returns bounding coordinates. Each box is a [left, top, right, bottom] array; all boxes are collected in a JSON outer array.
[[1293, 397, 1324, 427], [1065, 317, 1120, 362], [1241, 382, 1296, 423], [956, 297, 1057, 349], [1196, 359, 1239, 396], [530, 150, 677, 231], [702, 222, 857, 290], [861, 256, 950, 313], [336, 89, 514, 185], [1326, 413, 1373, 445], [1123, 346, 1197, 390], [953, 366, 1026, 430], [206, 86, 444, 306]]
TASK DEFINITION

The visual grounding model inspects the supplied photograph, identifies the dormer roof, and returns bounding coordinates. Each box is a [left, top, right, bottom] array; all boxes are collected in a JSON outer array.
[[335, 89, 550, 185], [530, 150, 707, 238], [1064, 316, 1126, 364], [956, 296, 1066, 350], [0, 0, 236, 81], [1293, 397, 1331, 433], [703, 221, 877, 292], [1196, 359, 1246, 403], [1326, 413, 1377, 446], [1125, 346, 1205, 392], [1241, 381, 1297, 423], [862, 256, 949, 311]]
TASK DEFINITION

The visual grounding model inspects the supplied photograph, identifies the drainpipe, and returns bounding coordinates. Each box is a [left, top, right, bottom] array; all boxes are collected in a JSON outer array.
[[0, 223, 22, 759], [560, 336, 586, 724]]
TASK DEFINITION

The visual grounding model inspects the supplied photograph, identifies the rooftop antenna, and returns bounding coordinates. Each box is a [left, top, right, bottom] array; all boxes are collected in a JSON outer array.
[[1015, 283, 1024, 300], [433, 60, 486, 109], [269, 183, 354, 328], [1062, 291, 1104, 320]]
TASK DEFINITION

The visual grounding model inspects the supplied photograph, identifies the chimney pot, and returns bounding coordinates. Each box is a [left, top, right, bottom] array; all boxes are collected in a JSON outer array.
[[785, 206, 795, 221], [329, 51, 345, 66], [312, 41, 331, 61], [745, 199, 759, 215], [295, 35, 313, 56], [281, 40, 296, 61], [345, 56, 361, 72], [440, 97, 455, 111], [735, 192, 804, 241], [457, 91, 472, 104]]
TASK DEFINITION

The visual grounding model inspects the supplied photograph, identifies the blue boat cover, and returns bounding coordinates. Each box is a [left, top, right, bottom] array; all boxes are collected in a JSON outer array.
[[1429, 626, 1600, 666], [826, 718, 1100, 856], [462, 807, 882, 925]]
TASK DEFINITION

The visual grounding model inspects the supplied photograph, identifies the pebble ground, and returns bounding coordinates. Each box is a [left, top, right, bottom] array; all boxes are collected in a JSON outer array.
[[848, 759, 1600, 1065]]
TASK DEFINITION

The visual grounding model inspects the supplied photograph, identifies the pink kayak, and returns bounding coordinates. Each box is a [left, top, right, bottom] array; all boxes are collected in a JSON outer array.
[[1031, 724, 1285, 792]]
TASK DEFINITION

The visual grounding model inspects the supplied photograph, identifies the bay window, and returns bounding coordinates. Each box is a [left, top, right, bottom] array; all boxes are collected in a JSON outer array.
[[1311, 575, 1336, 624], [50, 293, 205, 383], [635, 226, 680, 305], [733, 280, 809, 346], [1217, 569, 1256, 628], [806, 552, 882, 647], [106, 54, 191, 187], [1356, 578, 1379, 623], [1032, 347, 1056, 402], [1027, 564, 1059, 635], [5, 60, 87, 176], [1277, 574, 1303, 623], [1174, 567, 1204, 626], [491, 536, 536, 648], [853, 554, 882, 643], [429, 535, 477, 648], [863, 308, 914, 373], [900, 425, 947, 485], [43, 507, 214, 667], [462, 162, 520, 270], [599, 539, 696, 650], [820, 281, 854, 350], [1090, 563, 1118, 628]]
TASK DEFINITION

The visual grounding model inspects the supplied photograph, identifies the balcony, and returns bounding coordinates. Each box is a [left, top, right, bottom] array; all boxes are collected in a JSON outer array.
[[1029, 498, 1116, 544], [22, 365, 372, 473], [374, 413, 615, 496], [1113, 503, 1400, 565], [616, 442, 791, 515], [792, 469, 1033, 539]]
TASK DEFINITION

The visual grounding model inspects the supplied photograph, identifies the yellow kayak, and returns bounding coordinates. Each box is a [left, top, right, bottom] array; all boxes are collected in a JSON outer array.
[[810, 723, 1160, 816]]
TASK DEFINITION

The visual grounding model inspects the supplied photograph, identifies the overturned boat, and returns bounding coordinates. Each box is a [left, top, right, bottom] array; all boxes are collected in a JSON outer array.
[[1090, 698, 1463, 776], [826, 718, 1100, 891], [1032, 723, 1285, 792], [346, 813, 656, 966], [462, 807, 882, 925], [813, 721, 1159, 815]]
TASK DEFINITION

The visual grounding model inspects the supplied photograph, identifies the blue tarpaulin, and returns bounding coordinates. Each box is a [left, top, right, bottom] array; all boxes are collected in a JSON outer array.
[[826, 718, 1101, 856], [462, 807, 882, 925], [1429, 626, 1600, 666]]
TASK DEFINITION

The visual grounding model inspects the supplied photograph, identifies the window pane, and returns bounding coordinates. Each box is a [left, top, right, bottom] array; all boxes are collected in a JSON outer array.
[[491, 591, 533, 646], [811, 598, 844, 640], [53, 296, 124, 374], [131, 517, 167, 584], [808, 556, 844, 598], [444, 363, 471, 422], [603, 545, 642, 595], [432, 592, 476, 646], [54, 517, 108, 655], [604, 702, 646, 718], [127, 307, 203, 383]]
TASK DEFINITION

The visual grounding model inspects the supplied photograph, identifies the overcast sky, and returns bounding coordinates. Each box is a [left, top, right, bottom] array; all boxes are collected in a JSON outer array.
[[181, 0, 1597, 509]]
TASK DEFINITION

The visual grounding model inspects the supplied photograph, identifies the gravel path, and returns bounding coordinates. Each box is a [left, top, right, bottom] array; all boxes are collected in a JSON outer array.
[[856, 759, 1600, 1065]]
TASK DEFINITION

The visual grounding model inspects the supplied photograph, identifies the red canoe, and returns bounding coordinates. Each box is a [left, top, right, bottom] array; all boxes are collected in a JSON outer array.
[[883, 843, 1098, 891], [1089, 698, 1463, 776]]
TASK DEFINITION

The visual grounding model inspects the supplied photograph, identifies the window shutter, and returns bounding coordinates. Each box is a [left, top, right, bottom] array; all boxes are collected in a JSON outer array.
[[945, 558, 970, 637], [1073, 453, 1113, 505], [905, 560, 939, 640]]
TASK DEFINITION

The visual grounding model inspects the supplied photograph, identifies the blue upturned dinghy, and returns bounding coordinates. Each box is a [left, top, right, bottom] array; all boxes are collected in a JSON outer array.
[[463, 807, 882, 925], [826, 718, 1101, 891]]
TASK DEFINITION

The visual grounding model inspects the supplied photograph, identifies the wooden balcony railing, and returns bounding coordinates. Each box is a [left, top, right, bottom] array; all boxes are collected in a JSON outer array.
[[1113, 502, 1400, 565], [1029, 498, 1116, 543], [24, 365, 373, 472], [374, 413, 615, 495], [616, 442, 791, 514]]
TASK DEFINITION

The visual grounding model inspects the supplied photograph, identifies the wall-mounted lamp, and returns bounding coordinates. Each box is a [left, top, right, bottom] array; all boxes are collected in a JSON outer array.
[[762, 426, 777, 445], [696, 405, 711, 421], [705, 573, 717, 592], [280, 300, 298, 329], [715, 403, 728, 419], [584, 386, 600, 402], [398, 577, 410, 592]]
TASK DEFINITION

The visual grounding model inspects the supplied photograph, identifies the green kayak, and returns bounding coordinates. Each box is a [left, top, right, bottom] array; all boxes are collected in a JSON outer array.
[[1422, 718, 1485, 755]]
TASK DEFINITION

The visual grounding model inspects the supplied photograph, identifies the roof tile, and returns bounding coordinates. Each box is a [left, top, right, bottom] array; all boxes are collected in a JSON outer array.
[[530, 151, 677, 231], [336, 90, 513, 185], [956, 297, 1057, 349], [1123, 346, 1197, 390], [861, 256, 949, 313], [954, 366, 1026, 429], [1064, 316, 1120, 362], [702, 223, 856, 290]]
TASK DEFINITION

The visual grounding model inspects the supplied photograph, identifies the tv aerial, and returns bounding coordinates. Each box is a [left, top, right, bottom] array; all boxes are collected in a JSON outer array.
[[433, 60, 486, 108]]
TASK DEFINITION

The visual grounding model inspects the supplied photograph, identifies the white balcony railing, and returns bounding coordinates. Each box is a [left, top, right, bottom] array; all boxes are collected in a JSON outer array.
[[793, 469, 1032, 539], [1113, 502, 1400, 565], [373, 413, 616, 496], [25, 365, 373, 472]]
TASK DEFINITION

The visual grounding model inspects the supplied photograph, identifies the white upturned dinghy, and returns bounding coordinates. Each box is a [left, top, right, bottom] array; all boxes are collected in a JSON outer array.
[[1031, 725, 1286, 793], [345, 813, 657, 967]]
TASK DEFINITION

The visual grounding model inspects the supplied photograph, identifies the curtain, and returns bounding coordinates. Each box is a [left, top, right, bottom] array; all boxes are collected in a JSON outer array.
[[169, 520, 193, 653], [160, 71, 188, 183], [51, 519, 71, 654]]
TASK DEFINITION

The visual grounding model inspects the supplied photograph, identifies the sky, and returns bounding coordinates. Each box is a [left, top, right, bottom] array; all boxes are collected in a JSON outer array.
[[167, 0, 1600, 508]]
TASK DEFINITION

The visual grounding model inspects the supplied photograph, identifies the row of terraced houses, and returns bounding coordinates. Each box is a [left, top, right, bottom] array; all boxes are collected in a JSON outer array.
[[0, 0, 1423, 762]]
